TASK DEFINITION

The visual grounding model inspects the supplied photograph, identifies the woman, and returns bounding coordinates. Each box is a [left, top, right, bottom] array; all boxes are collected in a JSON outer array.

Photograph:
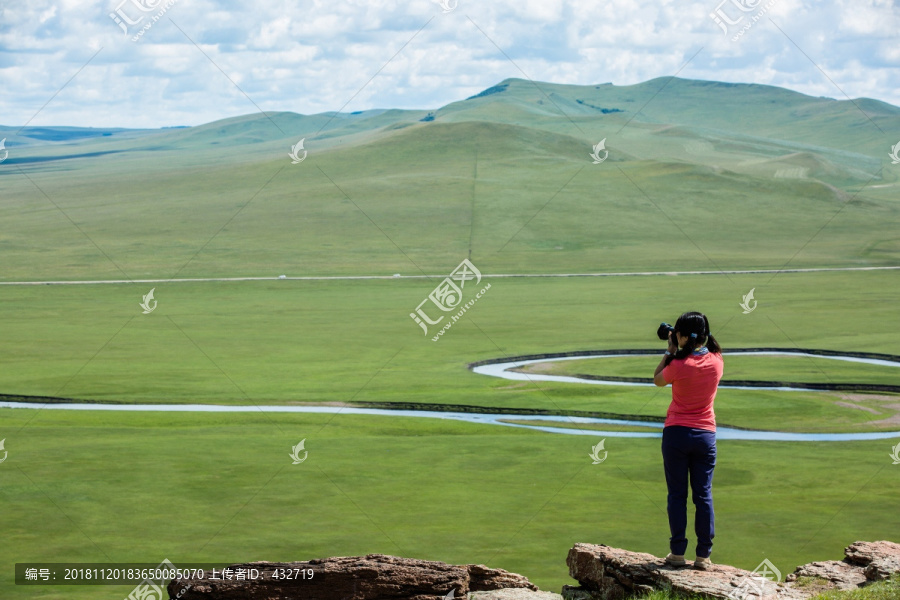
[[653, 311, 723, 570]]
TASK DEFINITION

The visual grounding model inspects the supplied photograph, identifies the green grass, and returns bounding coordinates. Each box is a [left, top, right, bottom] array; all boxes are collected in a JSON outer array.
[[0, 272, 898, 432], [1, 273, 898, 597], [813, 575, 900, 599], [1, 409, 898, 600], [633, 575, 900, 600], [498, 419, 664, 432], [3, 80, 899, 283]]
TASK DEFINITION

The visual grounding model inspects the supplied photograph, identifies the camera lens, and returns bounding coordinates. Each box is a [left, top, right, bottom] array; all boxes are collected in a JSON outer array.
[[657, 322, 674, 341]]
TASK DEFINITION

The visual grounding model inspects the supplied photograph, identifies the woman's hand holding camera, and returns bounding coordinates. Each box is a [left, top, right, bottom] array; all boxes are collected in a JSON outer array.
[[667, 331, 678, 354]]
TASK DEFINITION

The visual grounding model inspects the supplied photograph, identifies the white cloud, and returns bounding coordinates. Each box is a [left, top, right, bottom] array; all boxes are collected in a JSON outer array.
[[38, 6, 57, 24], [0, 0, 897, 128]]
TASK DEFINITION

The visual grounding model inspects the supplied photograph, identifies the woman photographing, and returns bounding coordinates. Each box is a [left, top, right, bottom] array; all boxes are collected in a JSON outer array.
[[653, 311, 723, 570]]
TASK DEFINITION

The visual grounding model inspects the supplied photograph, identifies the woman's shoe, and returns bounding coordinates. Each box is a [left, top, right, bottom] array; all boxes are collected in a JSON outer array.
[[665, 553, 687, 567], [693, 556, 712, 570]]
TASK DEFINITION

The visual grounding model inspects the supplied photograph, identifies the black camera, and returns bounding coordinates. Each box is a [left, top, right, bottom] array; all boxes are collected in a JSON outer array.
[[657, 322, 675, 341]]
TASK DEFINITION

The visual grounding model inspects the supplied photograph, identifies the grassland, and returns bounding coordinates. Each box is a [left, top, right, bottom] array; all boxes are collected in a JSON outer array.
[[2, 80, 898, 282], [497, 419, 665, 432], [1, 77, 899, 599], [1, 272, 898, 599], [2, 409, 898, 599], [0, 272, 898, 432]]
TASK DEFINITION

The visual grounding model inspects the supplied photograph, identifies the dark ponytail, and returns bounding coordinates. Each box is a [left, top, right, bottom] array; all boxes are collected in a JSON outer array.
[[704, 313, 721, 354], [667, 311, 721, 363]]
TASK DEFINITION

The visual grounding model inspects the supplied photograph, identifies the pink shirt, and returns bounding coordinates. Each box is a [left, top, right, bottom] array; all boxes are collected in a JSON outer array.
[[662, 352, 724, 432]]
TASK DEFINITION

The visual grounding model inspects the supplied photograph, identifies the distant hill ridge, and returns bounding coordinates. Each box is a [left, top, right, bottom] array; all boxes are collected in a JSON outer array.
[[3, 77, 897, 155], [2, 76, 895, 199]]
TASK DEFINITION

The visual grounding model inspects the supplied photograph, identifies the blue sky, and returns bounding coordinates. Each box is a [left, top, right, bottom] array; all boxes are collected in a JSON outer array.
[[1, 0, 898, 128]]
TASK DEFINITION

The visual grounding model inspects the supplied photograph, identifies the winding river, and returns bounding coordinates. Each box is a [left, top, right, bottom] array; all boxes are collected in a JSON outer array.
[[471, 350, 900, 391], [2, 350, 898, 442]]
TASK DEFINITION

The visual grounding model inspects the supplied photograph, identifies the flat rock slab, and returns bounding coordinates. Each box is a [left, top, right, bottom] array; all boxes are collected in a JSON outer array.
[[470, 589, 563, 600], [168, 554, 537, 600], [566, 544, 798, 600], [566, 541, 900, 600], [842, 540, 900, 581], [788, 560, 867, 589]]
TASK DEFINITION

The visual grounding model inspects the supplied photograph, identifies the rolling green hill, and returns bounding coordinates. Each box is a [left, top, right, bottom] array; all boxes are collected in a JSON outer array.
[[1, 77, 898, 281]]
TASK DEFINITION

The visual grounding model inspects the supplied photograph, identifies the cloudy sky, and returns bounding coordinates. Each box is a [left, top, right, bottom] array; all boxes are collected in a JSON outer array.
[[1, 0, 898, 128]]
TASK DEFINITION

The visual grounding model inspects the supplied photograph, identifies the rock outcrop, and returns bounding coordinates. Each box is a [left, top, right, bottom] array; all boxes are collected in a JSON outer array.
[[470, 591, 563, 600], [564, 541, 900, 600], [168, 553, 537, 600], [164, 542, 899, 599], [842, 540, 900, 582]]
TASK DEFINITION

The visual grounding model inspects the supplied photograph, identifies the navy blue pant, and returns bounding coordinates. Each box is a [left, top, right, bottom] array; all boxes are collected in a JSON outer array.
[[661, 426, 716, 557]]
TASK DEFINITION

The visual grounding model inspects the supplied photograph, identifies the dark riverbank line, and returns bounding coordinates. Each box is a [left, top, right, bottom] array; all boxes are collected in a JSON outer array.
[[469, 347, 900, 393]]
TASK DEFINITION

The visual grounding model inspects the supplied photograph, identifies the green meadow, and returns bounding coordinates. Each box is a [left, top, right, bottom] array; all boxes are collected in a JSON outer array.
[[2, 79, 899, 282], [2, 77, 899, 599], [0, 272, 898, 432], [1, 272, 899, 599], [2, 410, 898, 599]]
